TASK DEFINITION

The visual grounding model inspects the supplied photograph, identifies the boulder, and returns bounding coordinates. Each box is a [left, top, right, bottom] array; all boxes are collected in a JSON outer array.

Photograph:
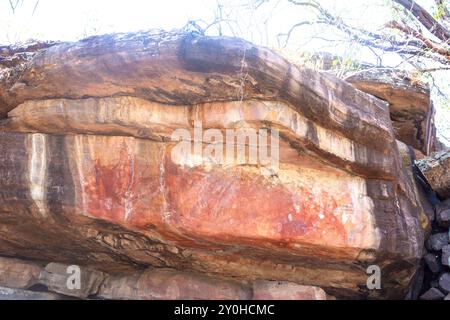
[[430, 279, 440, 288], [0, 31, 427, 299], [426, 232, 449, 251], [39, 263, 106, 298], [436, 199, 450, 227], [98, 269, 250, 300], [423, 253, 441, 273], [442, 245, 450, 266], [416, 149, 450, 200], [438, 273, 450, 293], [419, 287, 445, 300], [0, 256, 42, 289], [437, 210, 450, 228], [0, 286, 67, 300], [346, 69, 437, 155]]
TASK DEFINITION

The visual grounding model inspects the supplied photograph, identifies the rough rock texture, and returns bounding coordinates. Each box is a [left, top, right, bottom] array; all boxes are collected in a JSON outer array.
[[0, 255, 326, 300], [0, 30, 429, 299], [426, 232, 449, 251], [419, 193, 450, 300], [419, 287, 446, 300], [396, 141, 434, 232], [423, 253, 441, 274], [98, 269, 251, 300], [404, 262, 425, 300], [0, 256, 42, 289], [252, 280, 326, 300], [39, 262, 106, 298], [439, 273, 450, 293], [346, 69, 437, 155], [437, 209, 450, 227], [0, 286, 67, 300], [442, 245, 450, 267], [416, 149, 450, 200]]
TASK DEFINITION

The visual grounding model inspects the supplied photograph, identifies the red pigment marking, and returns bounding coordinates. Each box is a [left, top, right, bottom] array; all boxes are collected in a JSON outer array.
[[164, 160, 349, 247], [82, 141, 351, 249], [84, 142, 139, 223], [82, 141, 168, 231]]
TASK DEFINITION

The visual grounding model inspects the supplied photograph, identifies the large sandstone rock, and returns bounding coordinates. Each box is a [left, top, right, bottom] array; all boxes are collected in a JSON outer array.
[[346, 69, 437, 155], [0, 30, 427, 298], [0, 30, 395, 154]]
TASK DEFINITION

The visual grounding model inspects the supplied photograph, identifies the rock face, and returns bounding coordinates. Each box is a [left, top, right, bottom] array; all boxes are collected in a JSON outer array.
[[346, 69, 437, 155], [0, 30, 428, 299]]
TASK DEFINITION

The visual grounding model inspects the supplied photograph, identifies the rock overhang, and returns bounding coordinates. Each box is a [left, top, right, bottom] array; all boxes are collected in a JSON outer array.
[[0, 30, 427, 299]]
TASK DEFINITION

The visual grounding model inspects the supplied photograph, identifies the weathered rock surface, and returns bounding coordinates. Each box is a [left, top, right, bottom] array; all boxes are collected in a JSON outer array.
[[0, 255, 327, 300], [396, 141, 434, 232], [437, 210, 450, 228], [346, 69, 437, 155], [252, 280, 326, 300], [0, 31, 395, 153], [419, 287, 446, 300], [0, 130, 425, 298], [442, 245, 450, 266], [0, 256, 42, 289], [0, 286, 67, 300], [416, 149, 450, 200], [39, 262, 106, 298], [0, 30, 429, 299], [438, 273, 450, 293], [98, 269, 251, 300], [423, 253, 441, 274], [426, 232, 449, 251]]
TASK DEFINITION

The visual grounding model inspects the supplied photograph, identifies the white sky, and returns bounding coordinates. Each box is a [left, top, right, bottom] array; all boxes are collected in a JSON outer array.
[[0, 0, 398, 60], [1, 0, 449, 143]]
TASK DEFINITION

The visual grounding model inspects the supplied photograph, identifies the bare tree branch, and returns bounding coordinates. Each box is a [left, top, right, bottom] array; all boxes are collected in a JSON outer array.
[[386, 20, 450, 58], [283, 0, 450, 66], [393, 0, 450, 41]]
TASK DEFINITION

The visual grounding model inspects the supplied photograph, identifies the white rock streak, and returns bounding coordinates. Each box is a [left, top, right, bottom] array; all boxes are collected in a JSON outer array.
[[28, 133, 48, 217], [74, 136, 88, 215]]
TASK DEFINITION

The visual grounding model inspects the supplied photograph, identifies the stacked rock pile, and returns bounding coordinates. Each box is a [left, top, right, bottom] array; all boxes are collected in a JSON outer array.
[[417, 150, 450, 300]]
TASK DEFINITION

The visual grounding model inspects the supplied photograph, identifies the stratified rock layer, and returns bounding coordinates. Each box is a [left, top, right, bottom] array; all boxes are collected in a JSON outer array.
[[0, 255, 324, 300], [0, 30, 427, 299]]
